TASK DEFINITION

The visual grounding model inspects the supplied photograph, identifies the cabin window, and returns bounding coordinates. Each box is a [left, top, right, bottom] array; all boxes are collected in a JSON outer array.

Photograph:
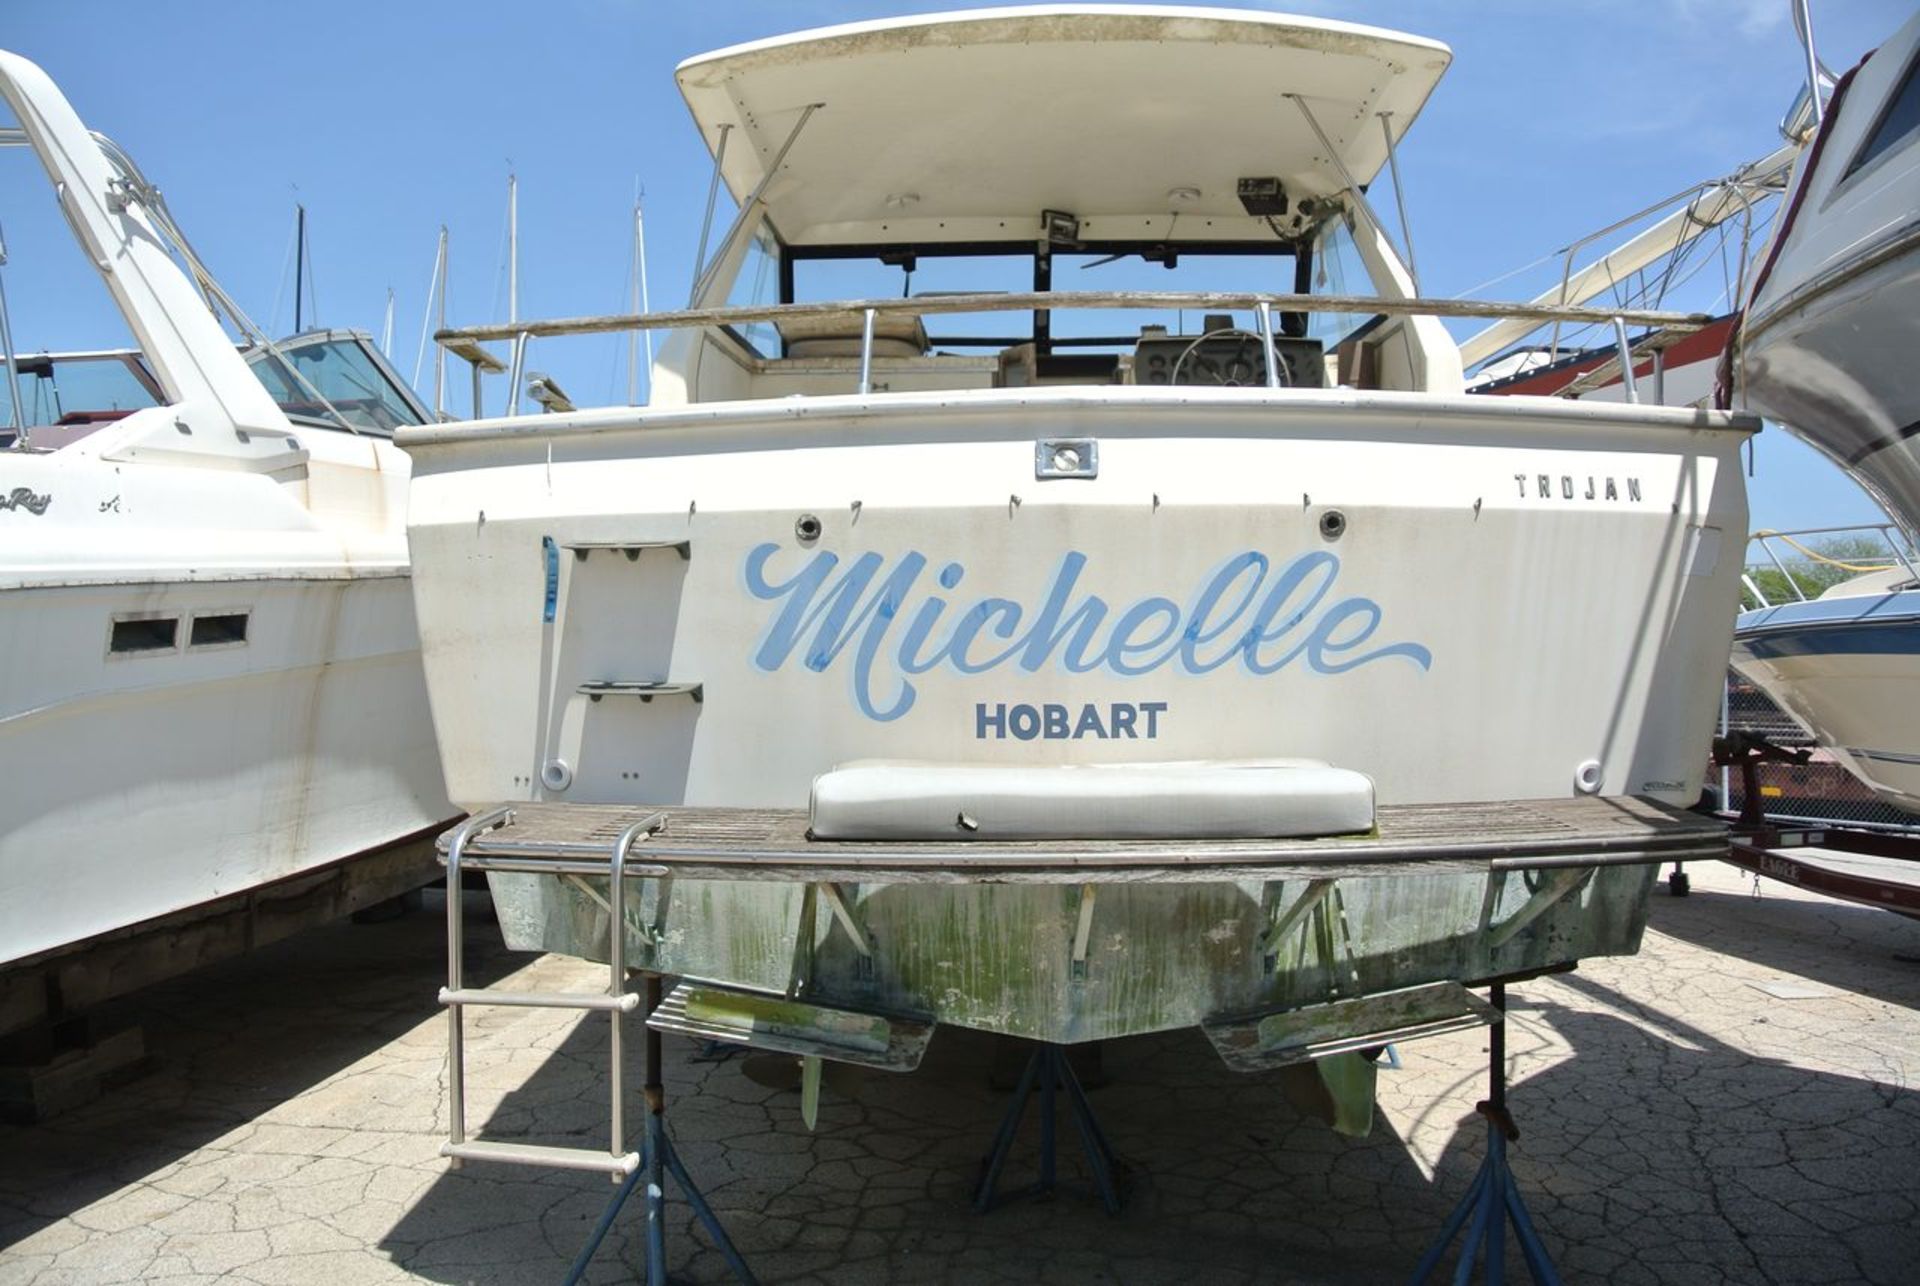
[[1844, 50, 1920, 180], [724, 225, 782, 356]]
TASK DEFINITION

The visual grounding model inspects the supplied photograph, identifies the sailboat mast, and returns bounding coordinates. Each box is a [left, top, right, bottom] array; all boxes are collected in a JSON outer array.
[[293, 203, 306, 333], [416, 226, 447, 417], [628, 191, 653, 405]]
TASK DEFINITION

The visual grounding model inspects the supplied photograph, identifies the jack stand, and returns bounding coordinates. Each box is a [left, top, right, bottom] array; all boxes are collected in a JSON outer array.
[[565, 975, 757, 1286], [974, 1043, 1123, 1216], [1409, 985, 1562, 1285]]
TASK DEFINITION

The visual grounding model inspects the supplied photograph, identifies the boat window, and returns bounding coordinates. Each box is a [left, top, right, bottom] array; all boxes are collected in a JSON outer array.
[[788, 246, 1300, 355], [1051, 250, 1297, 352], [0, 352, 160, 428], [724, 224, 782, 356], [1845, 49, 1920, 180], [1306, 216, 1377, 349], [793, 253, 1033, 350], [245, 335, 425, 434]]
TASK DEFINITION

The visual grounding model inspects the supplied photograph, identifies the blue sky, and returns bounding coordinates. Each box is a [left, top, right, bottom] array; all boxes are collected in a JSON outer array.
[[2, 0, 1910, 534]]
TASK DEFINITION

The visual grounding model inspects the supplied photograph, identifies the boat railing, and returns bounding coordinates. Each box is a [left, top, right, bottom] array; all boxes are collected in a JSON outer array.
[[431, 291, 1719, 414], [1742, 523, 1920, 607]]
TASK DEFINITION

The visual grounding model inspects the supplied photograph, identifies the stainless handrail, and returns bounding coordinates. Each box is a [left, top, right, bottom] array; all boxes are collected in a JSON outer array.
[[1743, 524, 1920, 608], [857, 307, 876, 395], [442, 290, 1717, 403], [1610, 317, 1639, 404]]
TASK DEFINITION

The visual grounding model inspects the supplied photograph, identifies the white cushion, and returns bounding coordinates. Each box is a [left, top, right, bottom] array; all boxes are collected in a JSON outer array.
[[809, 759, 1374, 841]]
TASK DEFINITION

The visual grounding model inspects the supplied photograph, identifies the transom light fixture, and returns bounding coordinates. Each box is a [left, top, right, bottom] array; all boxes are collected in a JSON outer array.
[[883, 191, 921, 209], [1166, 185, 1202, 204]]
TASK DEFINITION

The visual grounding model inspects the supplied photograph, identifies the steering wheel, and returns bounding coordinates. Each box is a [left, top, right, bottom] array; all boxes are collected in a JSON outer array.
[[1169, 328, 1291, 388]]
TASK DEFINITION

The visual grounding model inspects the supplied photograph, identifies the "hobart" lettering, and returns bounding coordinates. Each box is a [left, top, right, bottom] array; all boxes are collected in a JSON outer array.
[[976, 701, 1167, 740]]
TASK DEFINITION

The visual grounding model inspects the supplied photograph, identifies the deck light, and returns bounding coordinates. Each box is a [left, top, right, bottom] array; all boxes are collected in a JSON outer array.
[[1042, 208, 1080, 246]]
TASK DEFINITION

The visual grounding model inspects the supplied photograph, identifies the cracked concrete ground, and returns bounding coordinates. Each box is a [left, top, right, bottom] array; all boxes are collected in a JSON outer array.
[[1, 859, 1916, 1284]]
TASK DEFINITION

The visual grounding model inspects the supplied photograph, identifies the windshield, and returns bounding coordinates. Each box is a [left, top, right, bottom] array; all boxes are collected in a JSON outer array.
[[724, 224, 782, 357], [245, 334, 427, 434], [0, 351, 161, 428], [1306, 215, 1378, 349]]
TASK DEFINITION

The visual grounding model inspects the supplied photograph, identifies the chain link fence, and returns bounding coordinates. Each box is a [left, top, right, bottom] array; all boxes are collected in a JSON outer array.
[[1714, 669, 1919, 827]]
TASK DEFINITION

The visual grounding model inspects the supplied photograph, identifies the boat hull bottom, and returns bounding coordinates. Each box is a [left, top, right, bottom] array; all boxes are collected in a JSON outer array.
[[485, 863, 1655, 1045]]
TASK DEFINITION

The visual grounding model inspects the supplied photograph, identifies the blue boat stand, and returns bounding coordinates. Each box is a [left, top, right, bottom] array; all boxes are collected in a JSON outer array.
[[565, 974, 757, 1286], [553, 978, 1557, 1280], [974, 1042, 1125, 1216], [1409, 983, 1563, 1285]]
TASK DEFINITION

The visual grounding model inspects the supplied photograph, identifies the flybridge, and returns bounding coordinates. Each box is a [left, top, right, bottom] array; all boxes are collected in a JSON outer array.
[[420, 11, 1730, 415]]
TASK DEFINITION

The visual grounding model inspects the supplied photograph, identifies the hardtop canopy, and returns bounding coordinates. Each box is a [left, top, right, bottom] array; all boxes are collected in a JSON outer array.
[[675, 4, 1451, 248]]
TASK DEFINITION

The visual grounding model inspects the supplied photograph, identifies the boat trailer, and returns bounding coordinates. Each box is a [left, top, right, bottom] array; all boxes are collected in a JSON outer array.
[[432, 796, 1730, 1284], [1687, 733, 1920, 920]]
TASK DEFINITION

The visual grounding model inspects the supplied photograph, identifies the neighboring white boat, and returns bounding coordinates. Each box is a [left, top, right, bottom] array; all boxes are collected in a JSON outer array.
[[1709, 9, 1920, 819], [405, 7, 1749, 1129], [0, 50, 454, 968], [1732, 9, 1920, 532], [1731, 526, 1920, 813]]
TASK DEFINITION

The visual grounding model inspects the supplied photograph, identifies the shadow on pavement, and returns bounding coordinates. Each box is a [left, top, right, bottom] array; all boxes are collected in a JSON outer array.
[[382, 967, 1920, 1284], [0, 891, 523, 1255]]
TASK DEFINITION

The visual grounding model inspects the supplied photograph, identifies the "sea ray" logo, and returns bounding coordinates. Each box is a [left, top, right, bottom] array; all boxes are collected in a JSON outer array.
[[743, 545, 1431, 721], [0, 487, 51, 516]]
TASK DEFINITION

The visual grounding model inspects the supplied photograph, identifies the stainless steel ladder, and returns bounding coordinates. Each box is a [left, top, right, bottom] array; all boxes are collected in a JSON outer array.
[[438, 805, 666, 1179]]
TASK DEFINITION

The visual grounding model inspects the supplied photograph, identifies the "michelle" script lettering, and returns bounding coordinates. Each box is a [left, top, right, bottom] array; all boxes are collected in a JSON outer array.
[[742, 545, 1431, 722]]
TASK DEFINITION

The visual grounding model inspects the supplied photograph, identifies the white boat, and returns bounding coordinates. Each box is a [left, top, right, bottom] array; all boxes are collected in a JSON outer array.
[[405, 7, 1749, 1129], [1711, 9, 1920, 818], [1732, 9, 1920, 532], [0, 50, 454, 969], [1731, 525, 1920, 813]]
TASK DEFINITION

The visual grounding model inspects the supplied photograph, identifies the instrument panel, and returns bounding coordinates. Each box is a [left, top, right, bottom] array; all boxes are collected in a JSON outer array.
[[1132, 330, 1326, 388]]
